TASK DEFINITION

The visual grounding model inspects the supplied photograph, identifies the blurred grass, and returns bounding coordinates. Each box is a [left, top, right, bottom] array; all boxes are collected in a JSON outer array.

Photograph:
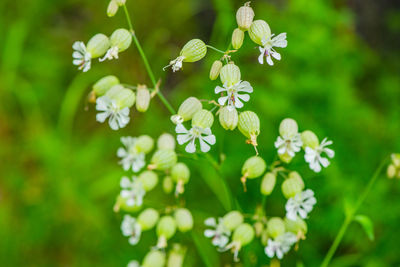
[[0, 0, 400, 266]]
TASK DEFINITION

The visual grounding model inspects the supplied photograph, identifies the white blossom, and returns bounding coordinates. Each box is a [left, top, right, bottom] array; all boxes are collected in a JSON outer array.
[[258, 33, 287, 66], [72, 41, 91, 72], [204, 217, 231, 249], [164, 56, 185, 72], [304, 138, 335, 172], [286, 189, 316, 221], [176, 124, 216, 153], [117, 137, 146, 172], [99, 46, 119, 61], [215, 81, 253, 109], [121, 214, 142, 245], [96, 96, 130, 130], [274, 133, 302, 157], [127, 261, 140, 267], [120, 176, 145, 208], [265, 232, 297, 259]]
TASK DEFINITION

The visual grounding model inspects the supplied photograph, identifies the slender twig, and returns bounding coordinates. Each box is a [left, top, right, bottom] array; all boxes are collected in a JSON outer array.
[[206, 45, 226, 54]]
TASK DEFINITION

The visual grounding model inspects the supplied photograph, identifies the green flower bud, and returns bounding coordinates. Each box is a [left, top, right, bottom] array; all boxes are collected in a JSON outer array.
[[115, 0, 126, 5], [105, 84, 124, 99], [285, 217, 307, 236], [267, 217, 285, 239], [110, 28, 132, 52], [223, 211, 244, 231], [242, 156, 266, 179], [114, 195, 141, 213], [279, 118, 299, 139], [109, 87, 135, 108], [136, 85, 151, 112], [87, 33, 110, 58], [138, 208, 160, 231], [281, 176, 304, 199], [171, 97, 202, 124], [220, 63, 241, 86], [174, 208, 194, 232], [163, 176, 174, 194], [232, 28, 245, 50], [171, 163, 190, 184], [219, 106, 238, 130], [138, 171, 158, 191], [180, 39, 207, 62], [387, 164, 396, 179], [261, 172, 276, 195], [238, 111, 260, 149], [288, 171, 305, 188], [236, 2, 255, 31], [261, 228, 269, 246], [142, 250, 166, 267], [107, 0, 119, 17], [149, 149, 178, 171], [192, 109, 214, 129], [301, 130, 319, 149], [167, 244, 186, 267], [278, 152, 293, 164], [232, 223, 255, 246], [209, 60, 223, 80], [156, 216, 177, 239], [93, 75, 120, 96], [136, 135, 154, 154], [157, 133, 176, 150], [249, 20, 271, 46]]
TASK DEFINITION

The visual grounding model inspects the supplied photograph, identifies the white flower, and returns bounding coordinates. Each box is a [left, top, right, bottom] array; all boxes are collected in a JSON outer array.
[[127, 261, 140, 267], [215, 81, 253, 109], [163, 56, 185, 72], [204, 217, 231, 249], [175, 124, 216, 153], [121, 214, 142, 245], [274, 133, 302, 157], [117, 137, 146, 172], [120, 176, 146, 207], [304, 138, 335, 172], [258, 33, 287, 66], [72, 41, 91, 72], [285, 189, 316, 221], [99, 46, 119, 61], [96, 96, 130, 130], [265, 232, 297, 259]]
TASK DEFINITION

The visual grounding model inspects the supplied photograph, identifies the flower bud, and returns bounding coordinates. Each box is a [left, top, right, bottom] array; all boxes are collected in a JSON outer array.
[[156, 216, 177, 239], [236, 2, 255, 31], [93, 75, 120, 96], [288, 171, 305, 188], [138, 208, 159, 231], [167, 244, 186, 267], [242, 156, 266, 179], [220, 63, 241, 86], [157, 133, 176, 150], [180, 39, 207, 62], [279, 118, 299, 139], [219, 106, 238, 130], [136, 85, 151, 112], [110, 28, 132, 52], [87, 33, 110, 58], [149, 149, 177, 170], [285, 217, 307, 236], [301, 130, 319, 149], [163, 176, 174, 194], [238, 111, 260, 149], [281, 176, 304, 199], [142, 250, 166, 267], [391, 153, 400, 167], [249, 20, 271, 46], [192, 109, 214, 129], [209, 60, 223, 80], [232, 28, 245, 50], [171, 97, 202, 124], [171, 163, 190, 184], [267, 217, 285, 239], [232, 223, 254, 246], [138, 171, 158, 191], [223, 211, 244, 231], [136, 135, 154, 154], [261, 172, 276, 195], [387, 164, 396, 179], [174, 208, 194, 232], [107, 0, 119, 17], [115, 0, 126, 5]]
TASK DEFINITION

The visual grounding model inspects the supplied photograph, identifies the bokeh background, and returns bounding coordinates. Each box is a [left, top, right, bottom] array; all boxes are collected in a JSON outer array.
[[1, 0, 399, 266]]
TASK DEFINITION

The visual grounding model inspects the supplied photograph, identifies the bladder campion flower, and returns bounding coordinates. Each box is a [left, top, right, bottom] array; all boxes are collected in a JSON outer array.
[[119, 176, 146, 208], [304, 137, 335, 172], [100, 28, 132, 61], [121, 214, 142, 245], [221, 223, 255, 262], [285, 189, 316, 220], [164, 39, 207, 72], [117, 137, 146, 172], [264, 232, 297, 259], [204, 217, 231, 249], [275, 118, 302, 158]]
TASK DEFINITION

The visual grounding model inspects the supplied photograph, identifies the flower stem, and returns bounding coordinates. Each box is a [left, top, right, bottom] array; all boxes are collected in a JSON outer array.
[[122, 5, 176, 115], [320, 156, 389, 267], [206, 45, 226, 54]]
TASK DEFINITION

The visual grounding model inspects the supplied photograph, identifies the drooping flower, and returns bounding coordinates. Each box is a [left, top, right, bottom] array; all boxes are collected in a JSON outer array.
[[96, 96, 130, 130], [215, 81, 253, 109], [119, 176, 146, 208], [258, 33, 287, 66], [285, 189, 316, 221], [121, 214, 142, 245], [265, 232, 297, 259], [304, 138, 335, 172], [72, 41, 92, 72], [175, 124, 216, 153], [204, 217, 231, 249], [117, 137, 146, 172], [100, 28, 132, 62]]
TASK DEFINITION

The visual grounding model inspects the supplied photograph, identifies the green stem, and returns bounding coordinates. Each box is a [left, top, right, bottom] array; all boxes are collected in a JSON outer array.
[[320, 156, 389, 267], [206, 45, 226, 54], [122, 5, 176, 114]]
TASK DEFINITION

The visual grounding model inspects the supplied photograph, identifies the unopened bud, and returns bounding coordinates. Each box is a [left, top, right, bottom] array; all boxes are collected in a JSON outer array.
[[267, 217, 285, 239], [387, 164, 396, 179], [93, 75, 120, 96], [167, 244, 186, 267], [279, 118, 299, 139], [219, 106, 238, 130], [87, 33, 110, 58], [138, 208, 159, 231], [285, 217, 307, 236], [142, 250, 166, 267], [171, 97, 202, 124], [278, 152, 293, 164], [232, 28, 245, 50], [223, 211, 244, 231], [171, 163, 190, 184], [110, 28, 132, 52], [281, 176, 304, 199], [192, 109, 214, 129], [220, 63, 241, 86], [138, 171, 158, 191], [241, 156, 266, 190], [156, 216, 177, 239], [174, 208, 194, 232], [107, 0, 119, 17], [301, 130, 319, 149], [209, 60, 223, 80], [236, 2, 255, 31], [249, 20, 271, 46], [261, 172, 276, 195], [180, 39, 207, 62], [232, 223, 255, 245], [157, 133, 176, 150], [163, 176, 174, 194], [149, 149, 177, 170], [136, 85, 151, 112], [136, 135, 154, 154]]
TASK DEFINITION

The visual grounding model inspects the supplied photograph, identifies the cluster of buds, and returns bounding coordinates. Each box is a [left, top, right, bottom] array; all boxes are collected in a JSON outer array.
[[72, 28, 131, 72], [387, 153, 400, 179]]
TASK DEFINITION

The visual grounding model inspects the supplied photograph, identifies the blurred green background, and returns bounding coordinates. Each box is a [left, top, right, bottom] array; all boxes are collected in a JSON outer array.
[[1, 0, 399, 266]]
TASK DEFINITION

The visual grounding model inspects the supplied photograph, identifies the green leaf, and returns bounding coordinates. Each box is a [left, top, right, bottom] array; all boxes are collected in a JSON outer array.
[[191, 231, 219, 267], [354, 214, 374, 241]]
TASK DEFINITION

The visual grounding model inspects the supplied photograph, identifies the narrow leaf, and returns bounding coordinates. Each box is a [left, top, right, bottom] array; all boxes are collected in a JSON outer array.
[[191, 231, 219, 267], [354, 214, 374, 241]]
